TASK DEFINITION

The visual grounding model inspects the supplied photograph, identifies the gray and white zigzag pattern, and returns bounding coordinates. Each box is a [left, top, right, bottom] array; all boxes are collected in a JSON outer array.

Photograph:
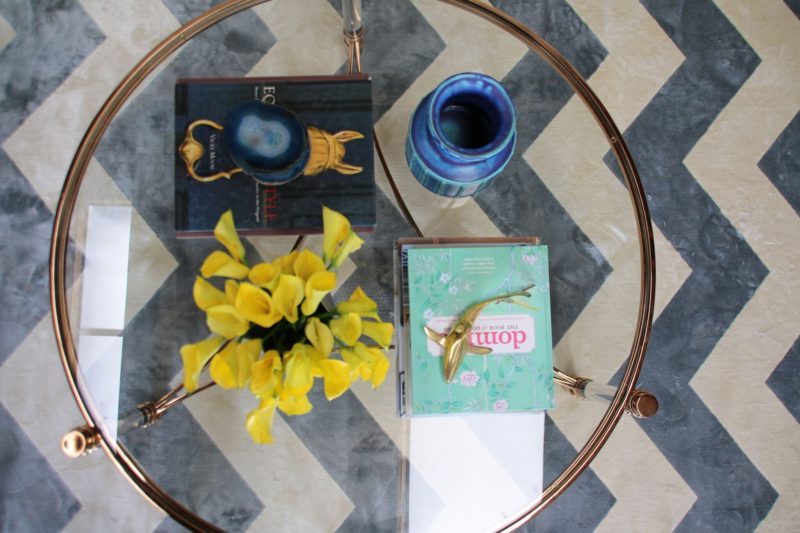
[[1, 0, 798, 531]]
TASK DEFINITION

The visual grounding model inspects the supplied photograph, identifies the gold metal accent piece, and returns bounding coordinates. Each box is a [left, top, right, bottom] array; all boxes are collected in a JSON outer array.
[[180, 119, 364, 183], [627, 389, 659, 418], [179, 119, 244, 183], [344, 26, 364, 76], [304, 126, 364, 176], [62, 425, 102, 458], [554, 373, 658, 418], [49, 0, 656, 530], [138, 401, 160, 428], [423, 284, 535, 382]]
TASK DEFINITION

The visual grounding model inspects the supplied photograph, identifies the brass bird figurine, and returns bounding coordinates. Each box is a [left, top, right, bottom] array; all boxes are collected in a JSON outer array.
[[424, 283, 535, 383]]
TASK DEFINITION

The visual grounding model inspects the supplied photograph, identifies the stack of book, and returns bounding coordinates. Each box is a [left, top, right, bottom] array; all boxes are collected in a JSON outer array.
[[174, 75, 376, 236], [395, 237, 555, 417]]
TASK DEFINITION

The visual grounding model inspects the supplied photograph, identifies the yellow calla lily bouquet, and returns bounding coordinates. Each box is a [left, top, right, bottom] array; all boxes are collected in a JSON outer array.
[[180, 206, 392, 444]]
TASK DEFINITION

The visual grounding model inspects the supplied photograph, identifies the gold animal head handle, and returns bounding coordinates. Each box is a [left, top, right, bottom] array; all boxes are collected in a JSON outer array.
[[179, 119, 365, 183], [179, 119, 245, 183], [304, 126, 364, 176], [424, 283, 535, 383]]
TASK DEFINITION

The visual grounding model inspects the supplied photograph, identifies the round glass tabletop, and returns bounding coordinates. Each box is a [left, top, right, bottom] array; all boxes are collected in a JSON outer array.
[[50, 1, 655, 531]]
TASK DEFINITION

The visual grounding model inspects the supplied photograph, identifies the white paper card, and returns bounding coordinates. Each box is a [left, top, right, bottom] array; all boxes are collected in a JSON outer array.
[[408, 412, 544, 532], [80, 205, 132, 331]]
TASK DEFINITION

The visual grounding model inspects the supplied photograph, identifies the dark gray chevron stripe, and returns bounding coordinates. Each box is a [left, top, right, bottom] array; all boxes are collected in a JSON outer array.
[[767, 335, 800, 424], [0, 3, 103, 530], [93, 3, 276, 530], [328, 0, 446, 121], [337, 190, 417, 324], [477, 2, 614, 529], [0, 0, 104, 143], [466, 1, 614, 531], [484, 0, 610, 347], [284, 386, 404, 533], [124, 405, 264, 533], [0, 0, 102, 365], [520, 416, 614, 533], [603, 1, 776, 530], [0, 153, 53, 367], [758, 111, 800, 216], [0, 403, 80, 531], [786, 0, 800, 19]]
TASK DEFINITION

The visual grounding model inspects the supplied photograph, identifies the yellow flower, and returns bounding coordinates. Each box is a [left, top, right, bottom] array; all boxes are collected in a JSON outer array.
[[272, 275, 305, 323], [193, 277, 226, 310], [214, 209, 246, 263], [273, 251, 299, 276], [341, 342, 390, 389], [283, 343, 315, 397], [304, 317, 334, 357], [322, 206, 364, 268], [329, 312, 362, 346], [201, 251, 249, 279], [293, 249, 326, 282], [180, 336, 225, 392], [315, 358, 351, 400], [330, 232, 364, 269], [335, 286, 380, 320], [245, 397, 277, 444], [250, 349, 282, 399], [277, 390, 313, 416], [361, 320, 394, 348], [210, 338, 259, 389], [235, 283, 282, 328], [301, 271, 336, 316], [224, 280, 239, 304], [206, 305, 249, 339], [248, 262, 280, 293]]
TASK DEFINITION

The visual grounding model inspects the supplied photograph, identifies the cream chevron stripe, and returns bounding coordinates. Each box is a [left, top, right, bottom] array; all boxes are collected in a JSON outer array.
[[185, 386, 355, 532], [250, 0, 346, 77], [0, 11, 15, 51], [2, 0, 179, 212], [0, 316, 166, 532], [685, 2, 800, 530], [527, 1, 694, 529]]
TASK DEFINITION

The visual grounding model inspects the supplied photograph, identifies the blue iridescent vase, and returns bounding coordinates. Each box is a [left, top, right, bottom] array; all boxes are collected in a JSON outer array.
[[405, 72, 516, 198], [223, 101, 310, 185]]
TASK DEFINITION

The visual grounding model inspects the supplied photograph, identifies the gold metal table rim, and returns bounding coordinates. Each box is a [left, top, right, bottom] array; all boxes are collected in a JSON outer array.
[[48, 1, 656, 531]]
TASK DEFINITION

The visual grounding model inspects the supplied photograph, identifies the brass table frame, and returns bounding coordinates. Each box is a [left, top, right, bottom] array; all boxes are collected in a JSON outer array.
[[50, 1, 656, 531]]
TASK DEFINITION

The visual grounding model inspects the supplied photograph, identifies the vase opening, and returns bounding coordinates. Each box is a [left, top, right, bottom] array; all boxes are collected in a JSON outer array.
[[439, 96, 498, 150], [429, 73, 515, 159]]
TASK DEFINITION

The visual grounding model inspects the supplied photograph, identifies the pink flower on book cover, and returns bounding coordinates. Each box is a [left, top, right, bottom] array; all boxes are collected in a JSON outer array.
[[493, 399, 508, 412], [522, 254, 537, 265], [459, 370, 480, 388]]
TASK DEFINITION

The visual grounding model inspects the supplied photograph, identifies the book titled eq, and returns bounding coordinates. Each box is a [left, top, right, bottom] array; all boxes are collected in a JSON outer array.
[[425, 314, 536, 356]]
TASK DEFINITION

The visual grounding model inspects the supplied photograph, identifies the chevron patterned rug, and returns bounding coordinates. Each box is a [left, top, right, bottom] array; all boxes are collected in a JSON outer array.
[[1, 0, 798, 531]]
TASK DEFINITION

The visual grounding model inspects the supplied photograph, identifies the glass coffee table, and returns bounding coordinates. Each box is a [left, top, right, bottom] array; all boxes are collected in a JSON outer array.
[[51, 1, 657, 531]]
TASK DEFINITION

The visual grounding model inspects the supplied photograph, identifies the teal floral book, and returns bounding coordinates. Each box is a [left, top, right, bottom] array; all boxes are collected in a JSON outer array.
[[397, 240, 554, 416]]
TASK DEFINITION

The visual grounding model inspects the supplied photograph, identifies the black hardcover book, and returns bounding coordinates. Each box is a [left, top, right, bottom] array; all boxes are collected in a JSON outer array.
[[174, 75, 375, 236]]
